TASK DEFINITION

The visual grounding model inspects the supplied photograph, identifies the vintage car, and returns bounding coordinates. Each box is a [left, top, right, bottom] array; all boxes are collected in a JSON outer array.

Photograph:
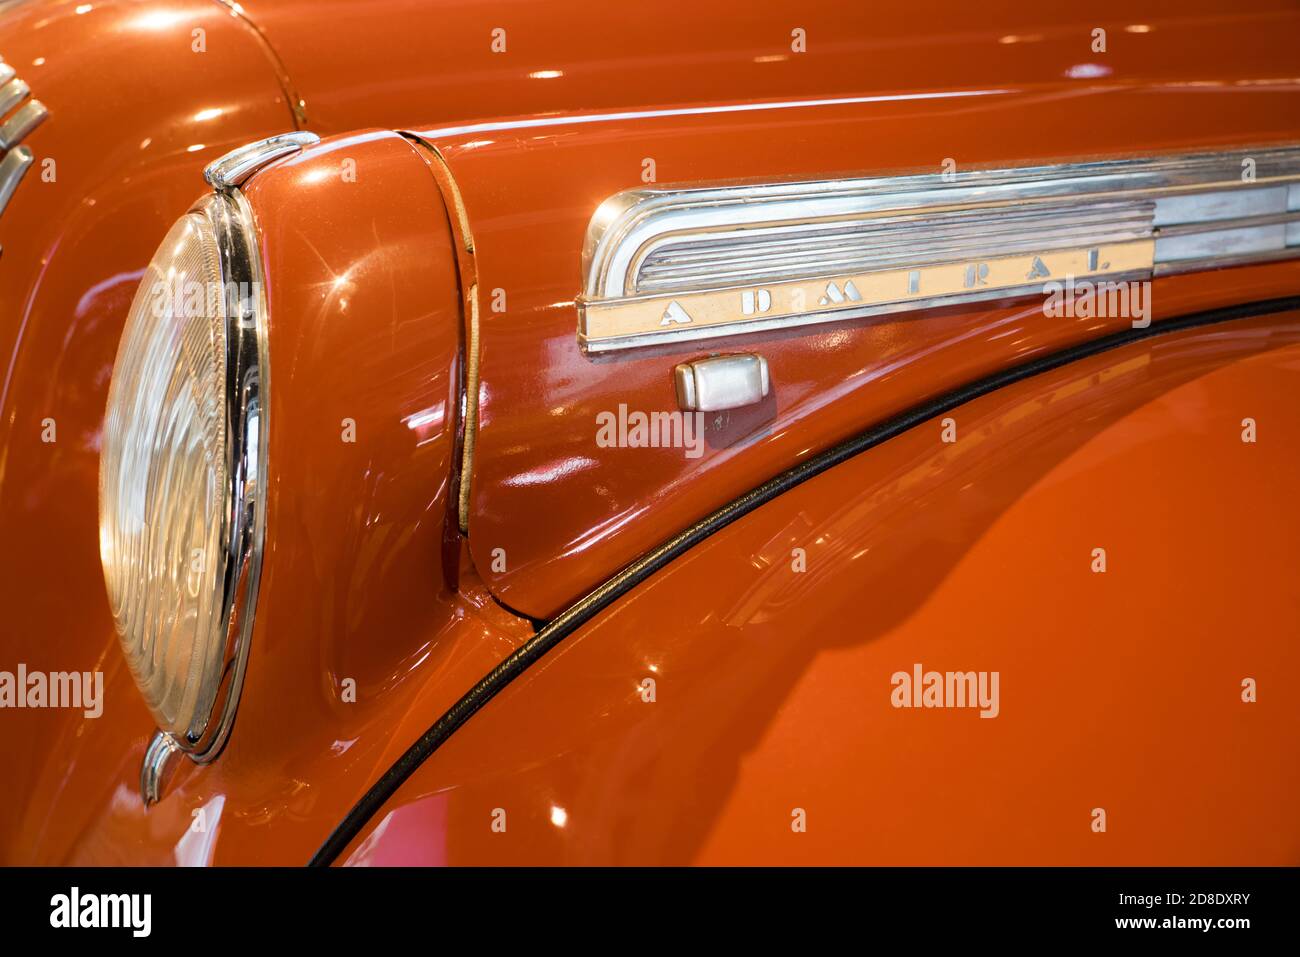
[[0, 0, 1297, 867]]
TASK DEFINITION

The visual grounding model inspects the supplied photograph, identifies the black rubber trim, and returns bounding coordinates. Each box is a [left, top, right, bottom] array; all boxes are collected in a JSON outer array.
[[309, 295, 1300, 866]]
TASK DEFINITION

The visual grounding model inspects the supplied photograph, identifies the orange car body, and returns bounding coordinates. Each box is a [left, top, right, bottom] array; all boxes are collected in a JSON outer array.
[[0, 0, 1297, 864]]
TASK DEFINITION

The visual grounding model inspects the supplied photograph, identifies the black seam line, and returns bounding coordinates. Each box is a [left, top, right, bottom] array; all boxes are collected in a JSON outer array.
[[308, 295, 1300, 867]]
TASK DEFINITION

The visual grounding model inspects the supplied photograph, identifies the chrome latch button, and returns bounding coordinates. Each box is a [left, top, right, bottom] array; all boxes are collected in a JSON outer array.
[[674, 354, 770, 412]]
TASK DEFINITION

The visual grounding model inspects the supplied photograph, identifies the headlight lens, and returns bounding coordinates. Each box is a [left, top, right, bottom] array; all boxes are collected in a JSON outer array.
[[99, 191, 266, 758]]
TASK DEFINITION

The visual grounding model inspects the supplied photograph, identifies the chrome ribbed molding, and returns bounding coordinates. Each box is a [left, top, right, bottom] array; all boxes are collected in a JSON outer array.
[[578, 146, 1300, 353], [0, 53, 47, 233]]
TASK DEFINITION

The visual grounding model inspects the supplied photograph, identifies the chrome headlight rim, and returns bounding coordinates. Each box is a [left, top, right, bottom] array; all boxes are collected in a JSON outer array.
[[183, 185, 269, 763], [103, 185, 269, 772]]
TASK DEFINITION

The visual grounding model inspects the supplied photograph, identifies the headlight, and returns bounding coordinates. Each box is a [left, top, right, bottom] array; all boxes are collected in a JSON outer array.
[[99, 189, 267, 765]]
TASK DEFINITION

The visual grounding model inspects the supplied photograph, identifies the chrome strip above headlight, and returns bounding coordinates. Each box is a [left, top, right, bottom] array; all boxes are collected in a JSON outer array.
[[203, 130, 319, 190], [577, 145, 1300, 353]]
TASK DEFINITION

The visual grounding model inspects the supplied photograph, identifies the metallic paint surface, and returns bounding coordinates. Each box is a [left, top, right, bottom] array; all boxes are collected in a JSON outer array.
[[341, 311, 1300, 865]]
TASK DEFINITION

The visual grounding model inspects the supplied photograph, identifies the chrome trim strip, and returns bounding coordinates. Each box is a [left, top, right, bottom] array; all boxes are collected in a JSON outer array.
[[586, 270, 1158, 353], [404, 137, 481, 535], [633, 200, 1153, 294], [0, 50, 46, 237], [579, 146, 1300, 353], [0, 144, 32, 217], [0, 98, 46, 151], [583, 245, 1155, 353], [0, 76, 27, 116], [203, 130, 320, 189], [1155, 209, 1300, 237]]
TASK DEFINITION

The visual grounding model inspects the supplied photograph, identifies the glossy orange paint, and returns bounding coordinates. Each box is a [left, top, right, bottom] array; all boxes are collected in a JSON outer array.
[[417, 83, 1300, 618], [2, 0, 1299, 867], [341, 310, 1300, 865], [0, 0, 298, 857], [5, 131, 534, 864], [235, 1, 1300, 134], [225, 0, 1300, 622]]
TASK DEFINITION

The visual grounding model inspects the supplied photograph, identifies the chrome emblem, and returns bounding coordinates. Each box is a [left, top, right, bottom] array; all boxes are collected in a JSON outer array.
[[578, 146, 1300, 353]]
